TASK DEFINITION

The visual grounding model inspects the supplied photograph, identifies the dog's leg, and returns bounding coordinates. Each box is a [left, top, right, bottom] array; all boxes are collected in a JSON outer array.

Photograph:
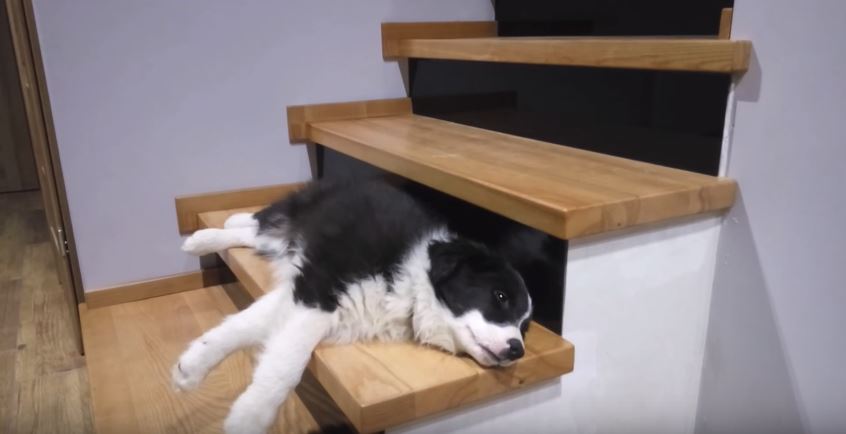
[[224, 212, 258, 229], [172, 288, 289, 391], [223, 305, 332, 434], [182, 226, 257, 256]]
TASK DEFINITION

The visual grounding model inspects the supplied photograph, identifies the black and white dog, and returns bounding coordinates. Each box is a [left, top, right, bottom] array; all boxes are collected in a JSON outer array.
[[172, 180, 532, 434]]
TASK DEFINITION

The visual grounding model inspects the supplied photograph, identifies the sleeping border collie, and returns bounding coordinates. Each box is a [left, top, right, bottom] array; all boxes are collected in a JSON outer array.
[[172, 180, 533, 434]]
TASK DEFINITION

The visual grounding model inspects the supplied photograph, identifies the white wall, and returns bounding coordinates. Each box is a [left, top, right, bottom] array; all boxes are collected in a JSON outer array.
[[696, 1, 846, 433], [32, 0, 493, 292], [394, 215, 722, 434]]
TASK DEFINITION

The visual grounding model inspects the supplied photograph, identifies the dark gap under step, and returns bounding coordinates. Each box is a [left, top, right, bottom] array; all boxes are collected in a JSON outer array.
[[495, 0, 733, 37], [409, 0, 733, 177], [410, 60, 730, 176]]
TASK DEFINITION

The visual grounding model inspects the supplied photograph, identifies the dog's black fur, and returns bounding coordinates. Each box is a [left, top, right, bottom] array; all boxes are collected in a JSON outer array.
[[254, 180, 530, 330]]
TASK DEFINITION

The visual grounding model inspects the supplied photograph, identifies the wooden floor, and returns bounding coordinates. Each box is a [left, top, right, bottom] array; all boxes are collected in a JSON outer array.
[[81, 285, 350, 434], [0, 191, 94, 433]]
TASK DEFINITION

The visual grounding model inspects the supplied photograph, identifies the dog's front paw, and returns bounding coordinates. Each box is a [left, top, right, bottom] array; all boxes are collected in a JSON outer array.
[[224, 212, 257, 229], [181, 229, 223, 256], [171, 351, 207, 392]]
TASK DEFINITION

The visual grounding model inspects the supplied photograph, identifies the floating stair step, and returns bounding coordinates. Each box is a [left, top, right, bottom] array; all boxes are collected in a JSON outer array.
[[287, 99, 737, 240], [382, 22, 751, 73], [198, 208, 575, 434]]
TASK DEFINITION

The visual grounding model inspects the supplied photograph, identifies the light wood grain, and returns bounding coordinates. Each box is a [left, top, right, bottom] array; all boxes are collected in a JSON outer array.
[[718, 8, 733, 40], [382, 24, 751, 73], [381, 21, 497, 58], [198, 208, 575, 433], [85, 267, 234, 309], [287, 98, 411, 143], [1, 265, 21, 431], [175, 183, 305, 234], [297, 112, 738, 239], [80, 286, 330, 434]]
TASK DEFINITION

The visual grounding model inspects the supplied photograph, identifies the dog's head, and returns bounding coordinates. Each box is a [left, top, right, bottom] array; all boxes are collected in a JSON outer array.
[[428, 239, 532, 367]]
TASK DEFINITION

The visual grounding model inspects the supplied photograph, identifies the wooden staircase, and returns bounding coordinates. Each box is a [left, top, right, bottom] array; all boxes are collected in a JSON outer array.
[[84, 11, 749, 434]]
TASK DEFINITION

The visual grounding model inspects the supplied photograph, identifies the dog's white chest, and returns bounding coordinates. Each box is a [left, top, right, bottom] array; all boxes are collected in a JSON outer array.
[[325, 275, 415, 344]]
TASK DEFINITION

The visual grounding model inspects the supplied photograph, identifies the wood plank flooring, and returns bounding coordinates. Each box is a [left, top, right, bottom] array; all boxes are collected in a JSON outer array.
[[0, 191, 94, 433]]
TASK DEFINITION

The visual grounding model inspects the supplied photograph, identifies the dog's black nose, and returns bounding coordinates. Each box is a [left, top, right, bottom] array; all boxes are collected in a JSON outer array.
[[505, 338, 524, 360]]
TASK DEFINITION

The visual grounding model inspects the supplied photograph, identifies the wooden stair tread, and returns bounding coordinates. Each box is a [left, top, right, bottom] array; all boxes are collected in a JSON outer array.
[[198, 209, 575, 433], [305, 113, 737, 239], [382, 23, 751, 73], [79, 287, 331, 433]]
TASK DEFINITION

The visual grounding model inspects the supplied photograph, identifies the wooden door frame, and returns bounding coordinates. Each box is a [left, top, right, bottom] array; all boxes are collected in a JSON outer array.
[[5, 0, 84, 352]]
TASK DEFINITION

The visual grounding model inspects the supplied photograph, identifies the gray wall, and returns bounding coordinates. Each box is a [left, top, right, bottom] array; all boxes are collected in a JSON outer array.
[[32, 0, 493, 291], [697, 1, 846, 432]]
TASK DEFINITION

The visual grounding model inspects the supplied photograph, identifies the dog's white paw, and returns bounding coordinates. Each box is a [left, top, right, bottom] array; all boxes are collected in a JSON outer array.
[[224, 212, 257, 229], [171, 349, 209, 392], [171, 362, 204, 392], [224, 395, 276, 434], [181, 229, 224, 256]]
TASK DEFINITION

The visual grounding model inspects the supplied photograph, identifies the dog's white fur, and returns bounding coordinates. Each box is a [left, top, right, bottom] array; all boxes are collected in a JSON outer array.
[[173, 213, 519, 434]]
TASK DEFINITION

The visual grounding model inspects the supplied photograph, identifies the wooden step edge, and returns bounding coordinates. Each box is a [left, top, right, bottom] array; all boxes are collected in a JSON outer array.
[[305, 122, 572, 239], [381, 21, 498, 58], [308, 324, 574, 433], [297, 107, 738, 239], [396, 37, 751, 73], [85, 267, 235, 308], [718, 8, 734, 40], [380, 21, 751, 73], [196, 207, 575, 433], [353, 339, 574, 433], [286, 98, 412, 143], [559, 179, 738, 238], [308, 321, 574, 433], [309, 120, 737, 238]]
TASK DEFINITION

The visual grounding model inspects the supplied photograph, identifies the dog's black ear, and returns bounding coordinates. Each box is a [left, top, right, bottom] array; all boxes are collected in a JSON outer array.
[[428, 239, 484, 286], [428, 240, 465, 286]]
